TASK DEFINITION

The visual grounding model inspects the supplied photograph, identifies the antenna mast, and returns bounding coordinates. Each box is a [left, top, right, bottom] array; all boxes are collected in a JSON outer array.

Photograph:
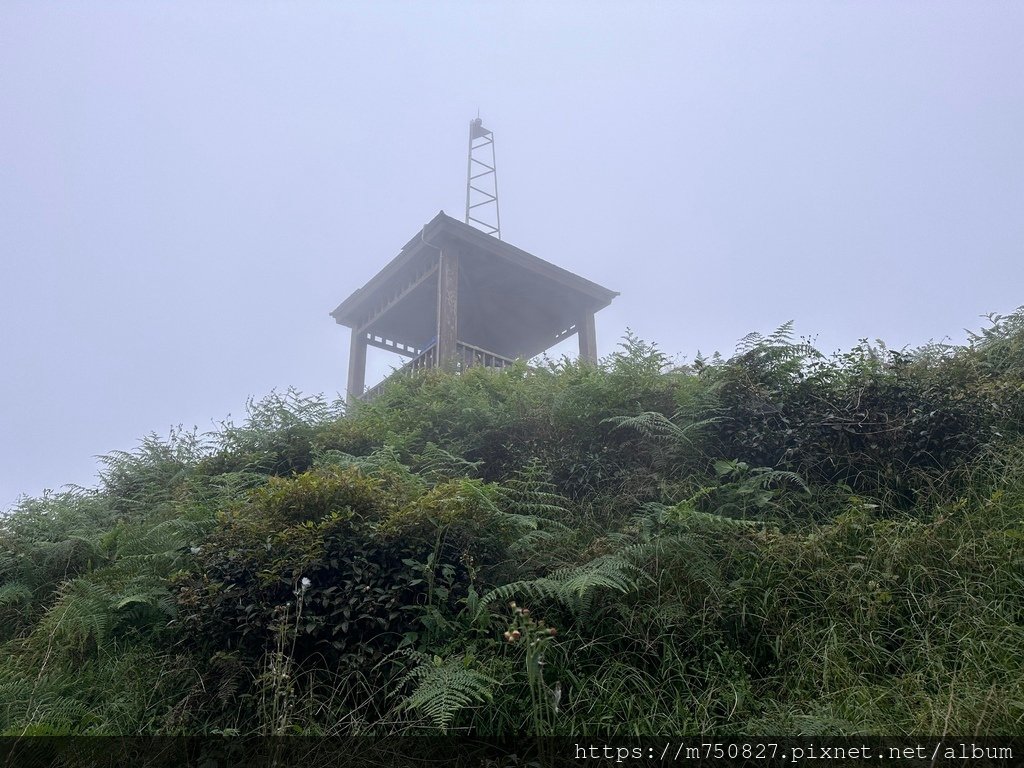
[[465, 117, 501, 239]]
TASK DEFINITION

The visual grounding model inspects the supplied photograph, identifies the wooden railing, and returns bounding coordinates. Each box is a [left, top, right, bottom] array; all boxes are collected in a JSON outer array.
[[359, 341, 514, 401], [454, 341, 515, 371]]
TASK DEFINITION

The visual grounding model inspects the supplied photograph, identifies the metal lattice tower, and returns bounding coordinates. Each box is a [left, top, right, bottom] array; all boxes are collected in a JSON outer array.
[[465, 117, 501, 239]]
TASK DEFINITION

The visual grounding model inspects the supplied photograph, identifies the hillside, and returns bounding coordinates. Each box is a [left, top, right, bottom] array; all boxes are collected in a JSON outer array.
[[1, 313, 1022, 742]]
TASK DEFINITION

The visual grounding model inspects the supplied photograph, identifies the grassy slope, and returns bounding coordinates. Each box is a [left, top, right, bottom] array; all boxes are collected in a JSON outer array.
[[1, 316, 1022, 737]]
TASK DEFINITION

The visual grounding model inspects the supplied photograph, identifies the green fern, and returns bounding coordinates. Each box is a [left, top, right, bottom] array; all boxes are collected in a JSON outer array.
[[0, 672, 93, 734], [967, 306, 1024, 375], [39, 579, 115, 649], [396, 652, 496, 733], [0, 581, 34, 636], [38, 568, 177, 651], [413, 443, 483, 484], [604, 411, 719, 445], [459, 474, 570, 546], [736, 321, 797, 355], [112, 579, 176, 619], [713, 460, 809, 493], [0, 581, 33, 609], [333, 444, 408, 473], [498, 459, 571, 518], [642, 501, 762, 530], [481, 553, 646, 617]]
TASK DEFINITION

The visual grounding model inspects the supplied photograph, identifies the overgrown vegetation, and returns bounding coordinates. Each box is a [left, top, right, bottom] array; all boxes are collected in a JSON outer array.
[[2, 311, 1023, 737]]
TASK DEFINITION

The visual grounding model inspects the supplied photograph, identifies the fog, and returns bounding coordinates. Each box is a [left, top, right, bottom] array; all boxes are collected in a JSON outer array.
[[1, 2, 1022, 510]]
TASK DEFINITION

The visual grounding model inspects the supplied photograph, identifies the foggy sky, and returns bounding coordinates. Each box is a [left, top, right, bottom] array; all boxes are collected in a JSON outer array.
[[2, 2, 1022, 511]]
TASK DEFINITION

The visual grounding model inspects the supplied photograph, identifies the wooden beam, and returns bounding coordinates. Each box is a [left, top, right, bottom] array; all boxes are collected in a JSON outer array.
[[356, 261, 438, 334], [436, 247, 459, 370], [347, 328, 368, 402], [364, 333, 421, 358], [578, 312, 597, 363], [553, 323, 578, 345]]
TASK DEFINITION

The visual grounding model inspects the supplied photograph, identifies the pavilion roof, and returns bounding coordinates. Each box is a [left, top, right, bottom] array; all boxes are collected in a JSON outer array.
[[331, 212, 618, 360]]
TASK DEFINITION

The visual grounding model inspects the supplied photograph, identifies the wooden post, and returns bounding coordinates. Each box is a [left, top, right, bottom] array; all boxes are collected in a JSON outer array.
[[347, 330, 367, 402], [578, 312, 597, 363], [436, 248, 459, 370]]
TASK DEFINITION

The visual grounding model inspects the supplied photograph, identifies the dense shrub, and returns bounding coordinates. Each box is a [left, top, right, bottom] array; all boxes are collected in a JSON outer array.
[[701, 330, 998, 507]]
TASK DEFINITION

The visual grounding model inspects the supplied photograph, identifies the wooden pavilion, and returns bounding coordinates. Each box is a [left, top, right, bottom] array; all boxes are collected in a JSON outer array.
[[331, 212, 618, 400]]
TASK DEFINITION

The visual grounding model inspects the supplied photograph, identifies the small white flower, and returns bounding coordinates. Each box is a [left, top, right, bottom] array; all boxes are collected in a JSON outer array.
[[190, 546, 201, 555], [300, 577, 312, 591]]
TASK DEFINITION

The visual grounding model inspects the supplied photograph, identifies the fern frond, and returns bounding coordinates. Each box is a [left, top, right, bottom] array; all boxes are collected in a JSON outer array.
[[660, 501, 764, 529], [0, 581, 33, 608], [414, 443, 483, 484], [507, 528, 562, 556], [751, 468, 810, 494], [604, 412, 682, 443], [552, 555, 643, 608], [0, 675, 92, 734], [398, 654, 496, 733], [735, 331, 766, 355], [461, 477, 569, 544], [498, 460, 570, 519], [114, 520, 185, 560], [351, 445, 411, 474], [605, 412, 719, 445], [767, 320, 796, 346], [40, 579, 116, 648], [481, 554, 645, 617], [114, 588, 174, 617]]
